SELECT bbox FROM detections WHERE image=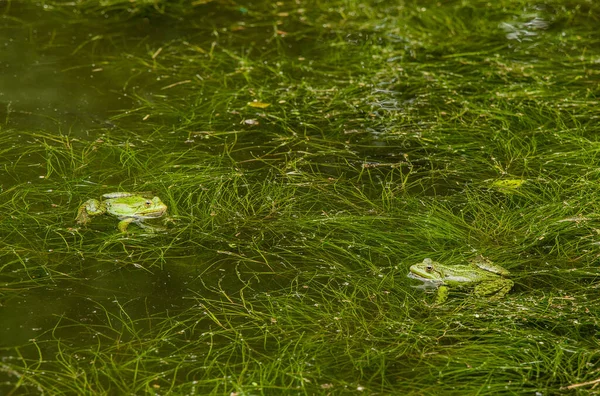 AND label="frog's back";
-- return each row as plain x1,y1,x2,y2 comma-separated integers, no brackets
102,192,136,199
471,255,510,276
